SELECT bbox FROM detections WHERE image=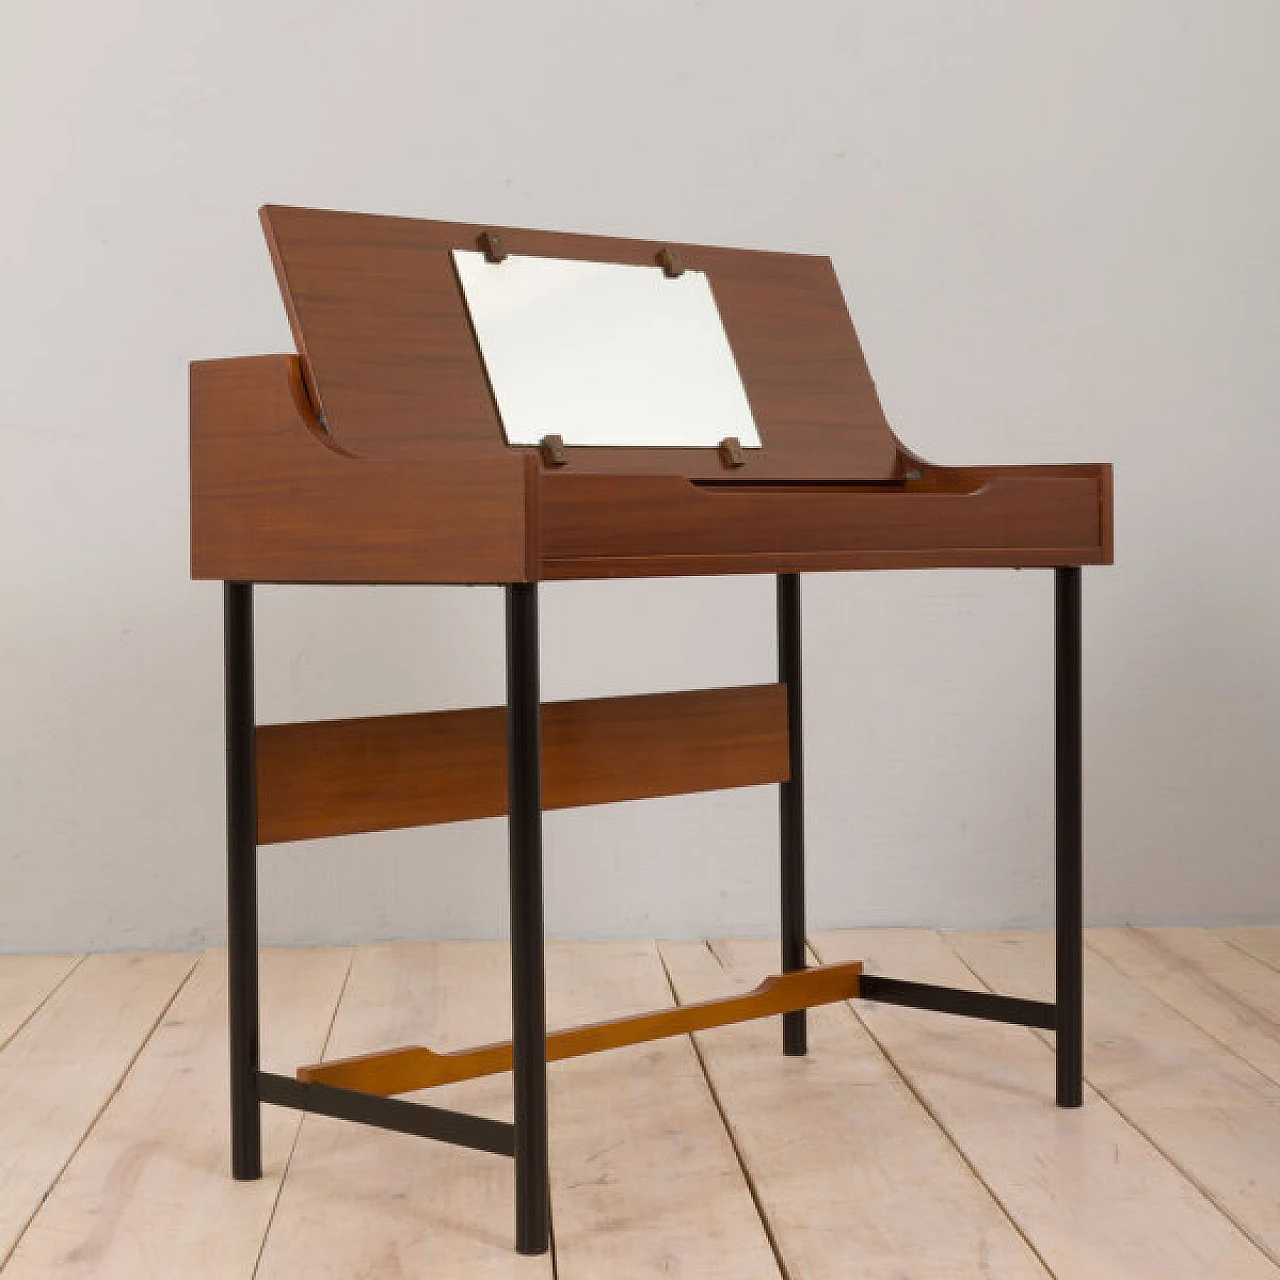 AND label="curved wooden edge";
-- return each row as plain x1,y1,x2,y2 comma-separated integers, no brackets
189,354,528,584
297,960,864,1096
